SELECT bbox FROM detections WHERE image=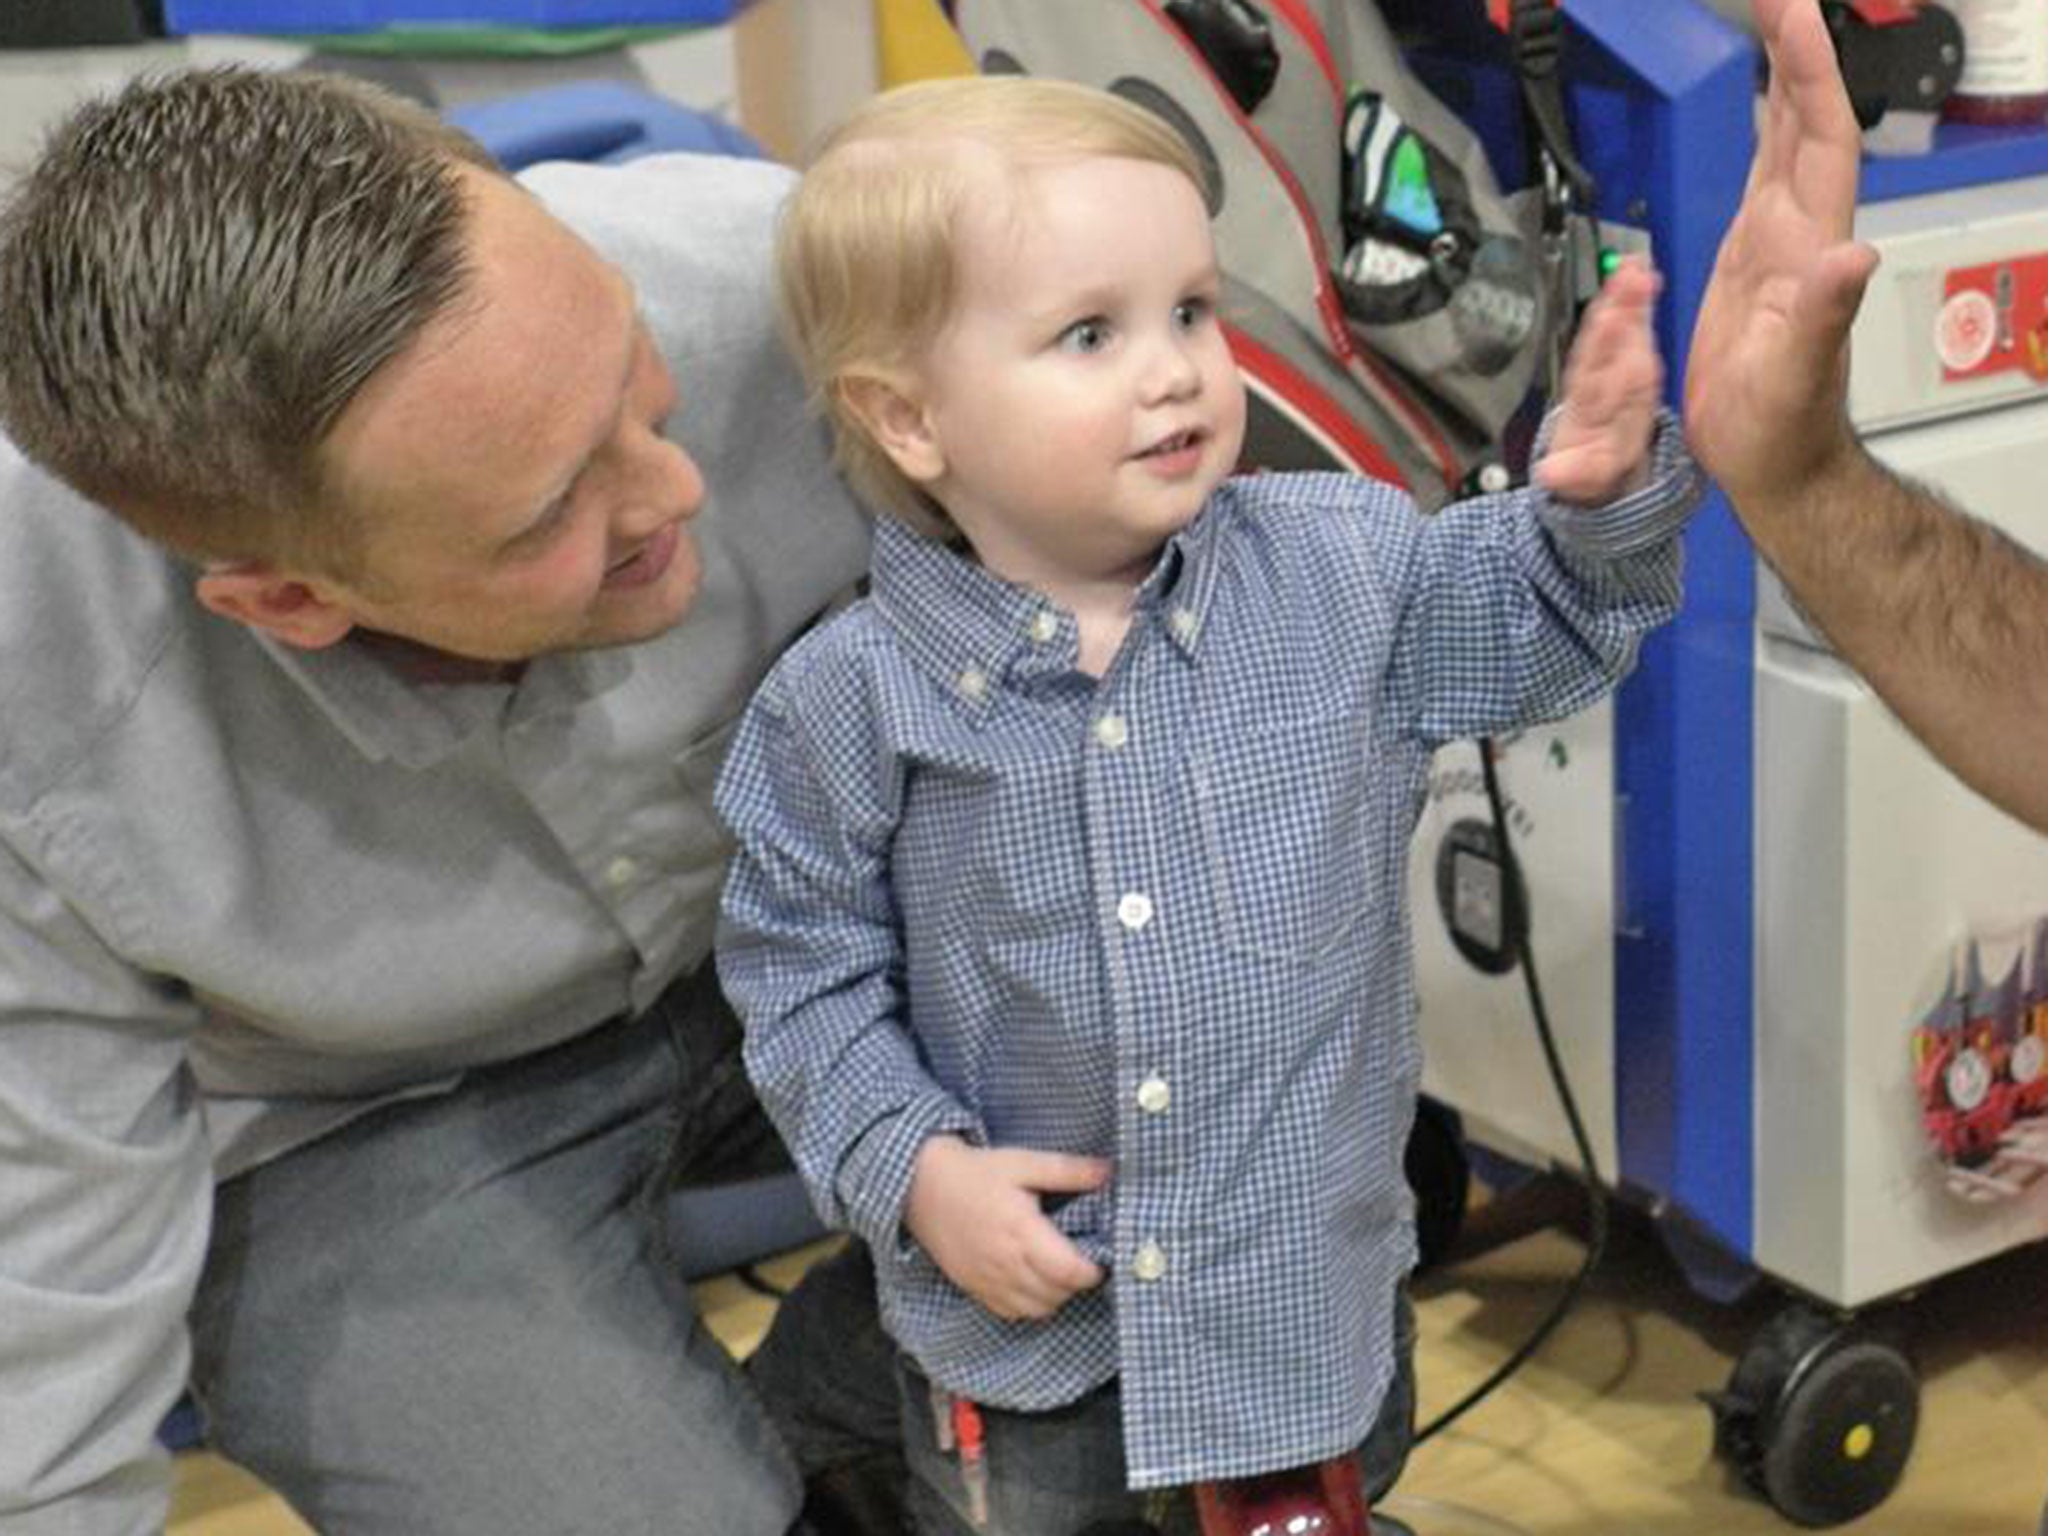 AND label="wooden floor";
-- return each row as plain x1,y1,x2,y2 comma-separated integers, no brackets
168,1184,2048,1535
